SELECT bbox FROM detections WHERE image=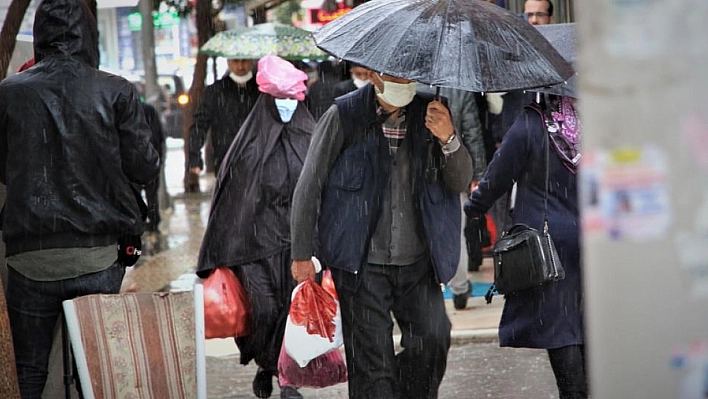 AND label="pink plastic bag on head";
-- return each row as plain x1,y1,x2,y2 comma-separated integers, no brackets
256,55,308,101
